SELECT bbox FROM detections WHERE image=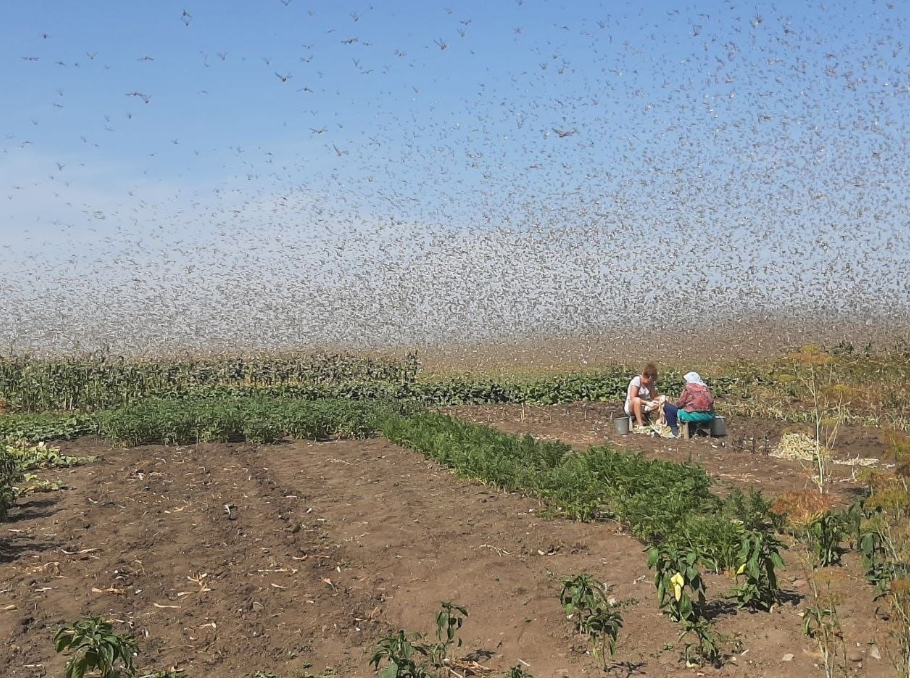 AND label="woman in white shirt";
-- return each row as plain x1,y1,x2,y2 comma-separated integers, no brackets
625,362,662,428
